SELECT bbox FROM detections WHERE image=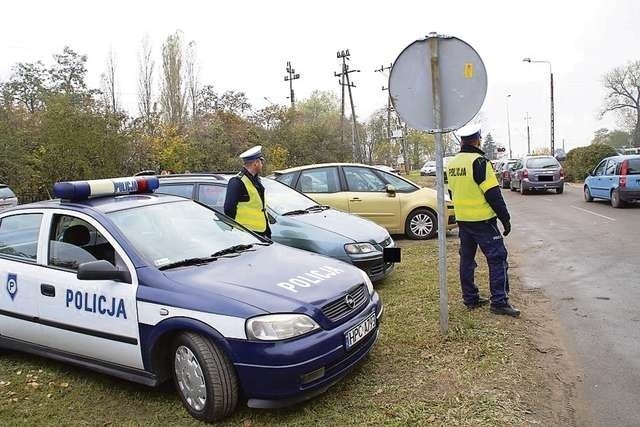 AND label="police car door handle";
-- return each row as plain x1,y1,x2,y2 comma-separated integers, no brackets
40,283,56,297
